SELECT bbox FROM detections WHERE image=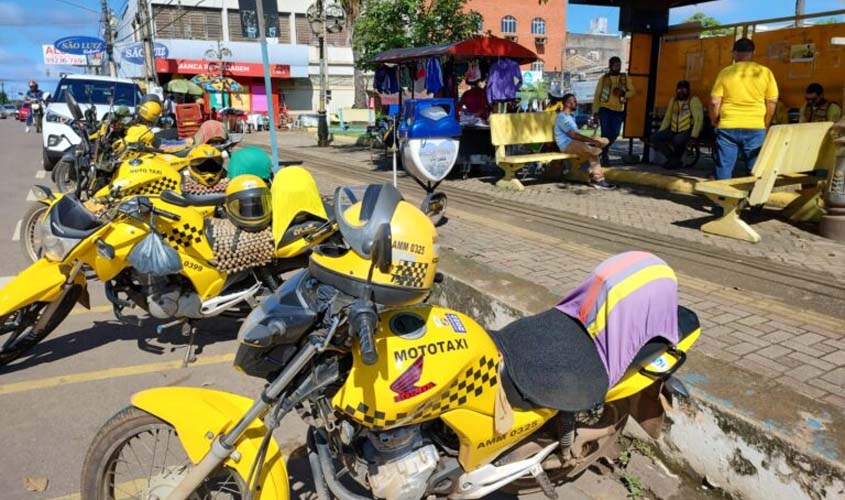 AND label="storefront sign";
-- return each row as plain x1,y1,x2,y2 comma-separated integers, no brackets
237,0,280,39
53,36,105,55
156,58,291,78
122,43,169,65
43,45,87,65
